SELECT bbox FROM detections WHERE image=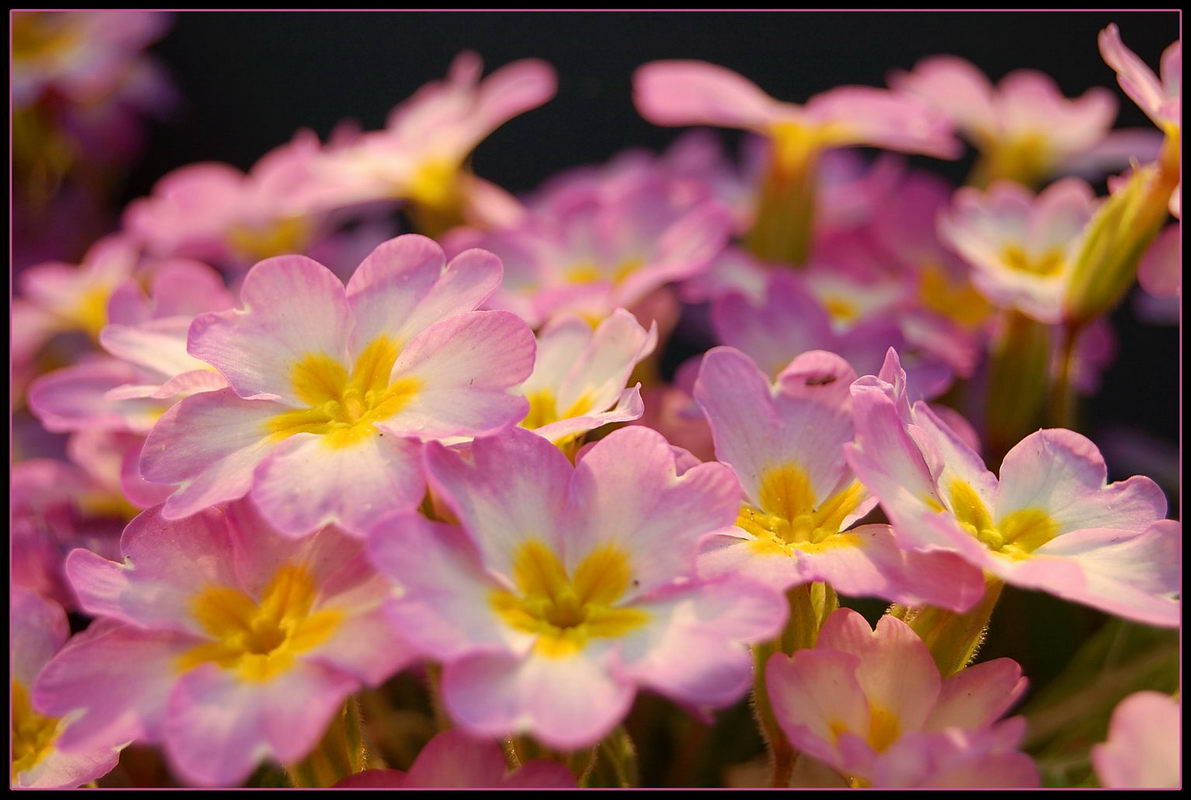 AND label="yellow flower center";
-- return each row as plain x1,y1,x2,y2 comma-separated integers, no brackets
267,336,420,450
11,681,61,779
738,463,867,556
178,564,342,682
228,217,312,262
12,12,79,63
489,540,648,658
827,702,901,758
822,295,859,325
565,262,602,284
865,704,901,752
984,132,1053,188
68,285,112,339
1000,244,1065,277
946,478,1059,559
918,265,993,330
768,120,849,175
565,258,645,286
407,158,462,211
520,389,594,431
